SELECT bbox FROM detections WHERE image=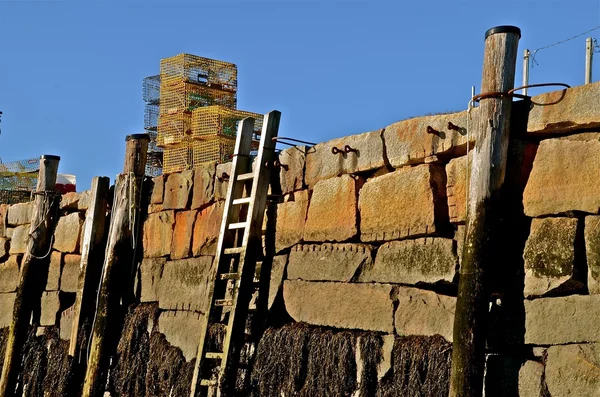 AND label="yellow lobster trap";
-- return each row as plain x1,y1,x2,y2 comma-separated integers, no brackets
162,141,192,174
159,81,237,115
160,54,237,92
157,112,192,147
191,105,263,140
